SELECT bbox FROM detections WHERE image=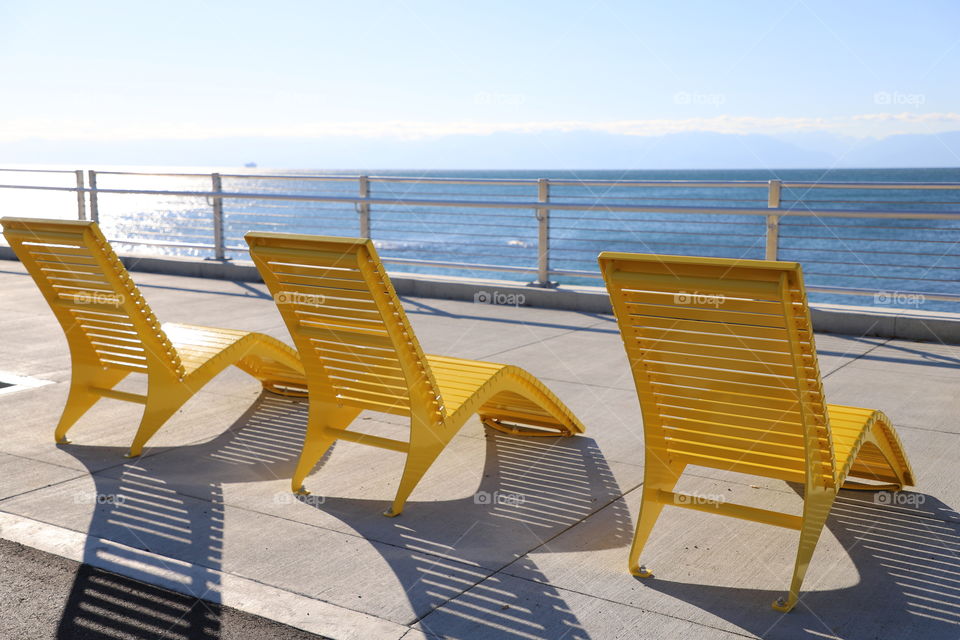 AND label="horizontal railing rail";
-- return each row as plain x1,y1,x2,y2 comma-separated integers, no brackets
4,183,960,219
1,168,959,308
